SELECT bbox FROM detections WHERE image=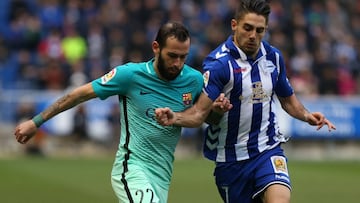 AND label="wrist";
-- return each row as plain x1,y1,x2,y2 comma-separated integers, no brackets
173,112,180,126
211,110,224,117
32,114,45,127
304,112,309,122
